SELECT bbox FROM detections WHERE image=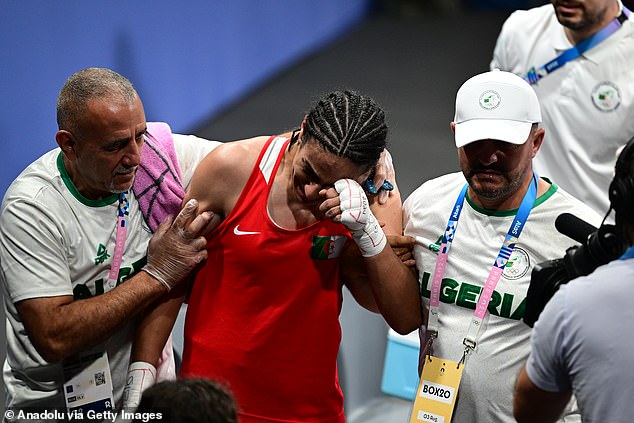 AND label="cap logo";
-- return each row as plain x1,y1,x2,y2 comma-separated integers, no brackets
479,90,501,110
